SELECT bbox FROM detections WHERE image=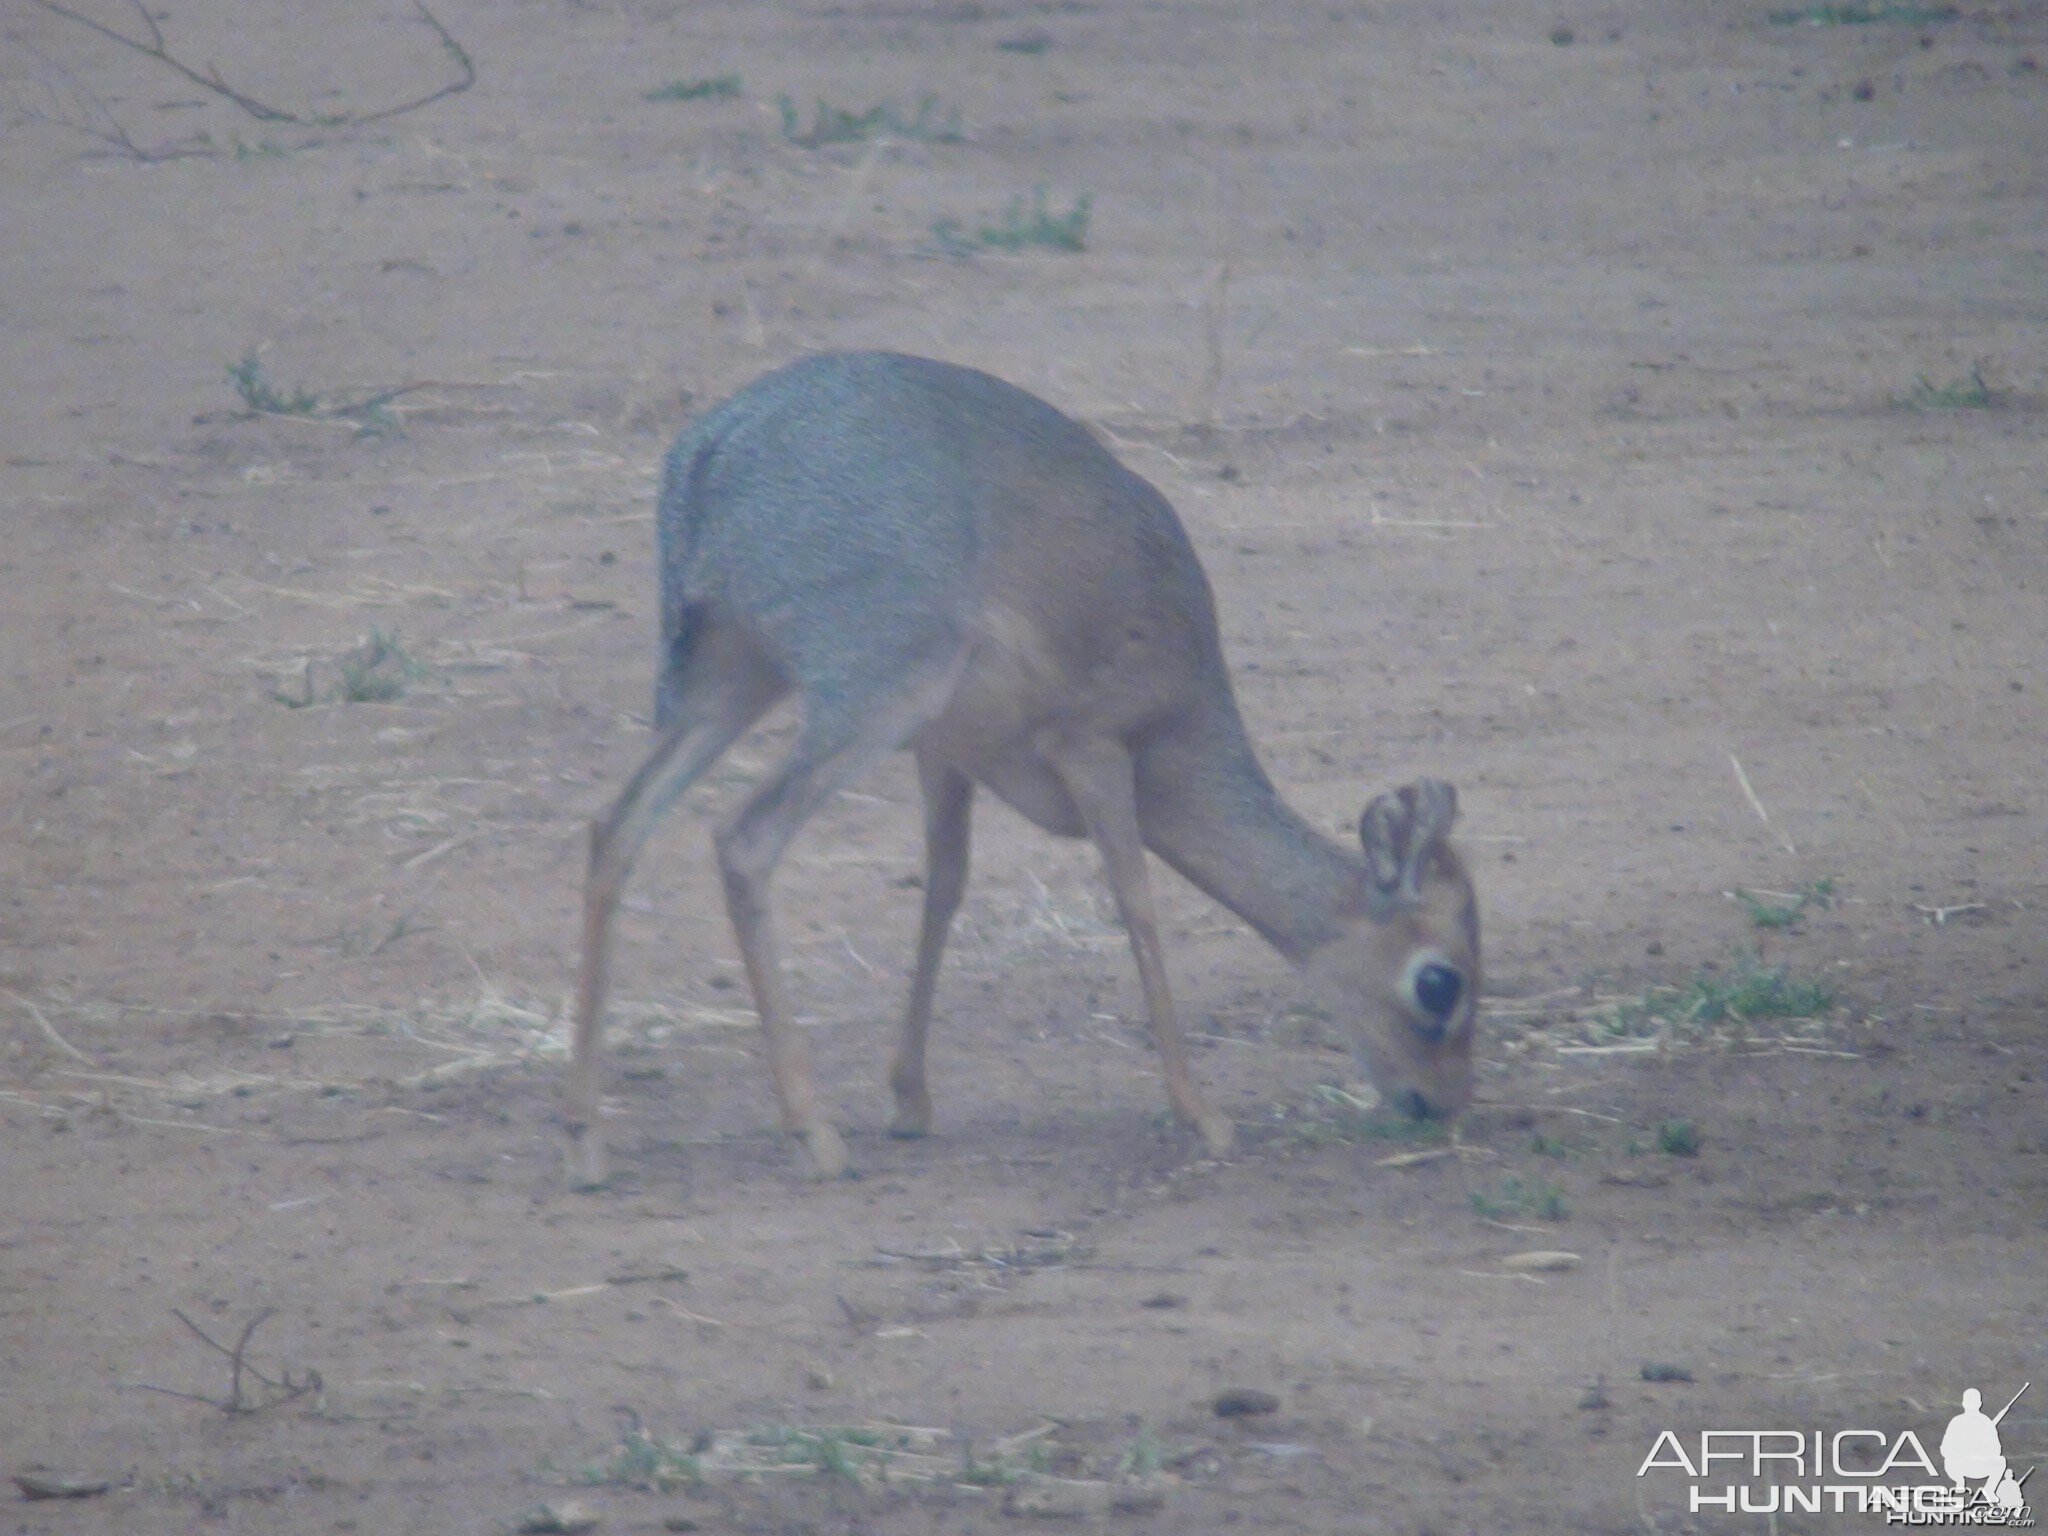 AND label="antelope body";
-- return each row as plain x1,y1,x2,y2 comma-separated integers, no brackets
568,352,1479,1186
